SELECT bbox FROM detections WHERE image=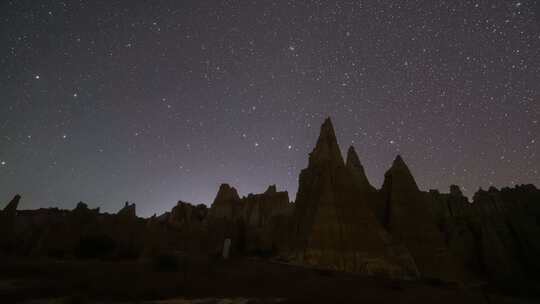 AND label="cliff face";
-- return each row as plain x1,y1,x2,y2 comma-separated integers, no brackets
207,183,292,255
1,118,539,286
427,184,540,281
379,156,466,282
290,118,418,278
209,184,291,225
346,147,386,222
346,146,375,193
210,183,242,219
